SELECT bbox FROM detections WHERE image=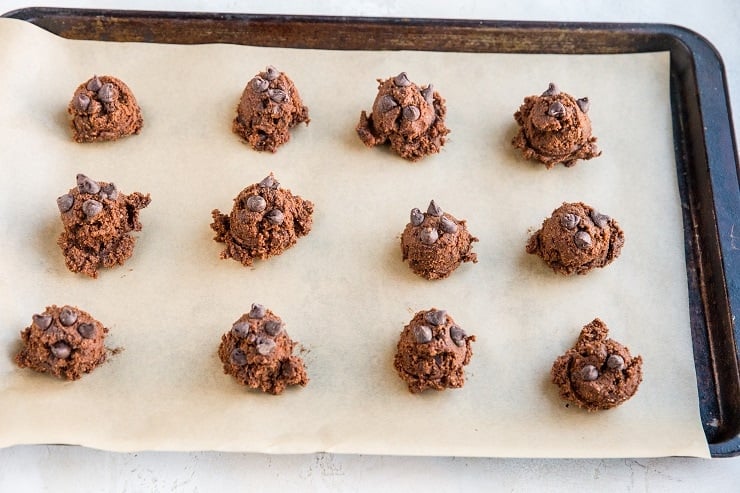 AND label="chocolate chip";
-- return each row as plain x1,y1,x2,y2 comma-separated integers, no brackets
86,76,103,92
264,66,280,81
97,83,115,103
281,360,298,378
230,348,247,366
547,101,566,118
32,314,52,330
421,84,434,105
231,321,250,338
541,82,559,96
57,194,74,213
265,209,284,225
256,337,276,355
73,93,90,112
576,97,590,113
77,323,96,339
82,199,103,219
413,325,432,344
410,208,424,227
393,72,412,87
51,341,71,359
99,183,118,201
426,200,442,217
419,227,438,245
449,325,466,346
606,354,625,370
439,216,458,234
246,195,266,212
574,230,592,250
249,303,266,319
258,174,280,189
580,364,598,381
590,210,610,228
402,106,420,121
560,213,580,230
424,309,447,326
378,95,398,112
268,89,288,103
59,306,78,326
77,174,101,194
264,320,282,336
251,77,269,92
